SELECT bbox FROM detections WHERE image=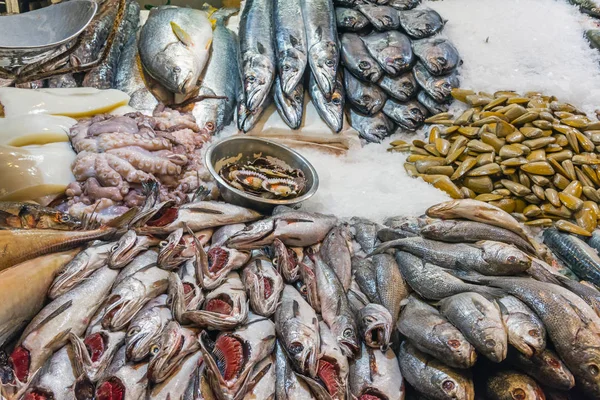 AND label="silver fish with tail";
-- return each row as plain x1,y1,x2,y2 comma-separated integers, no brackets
351,342,405,400
497,295,546,357
95,346,149,400
240,0,276,112
139,6,213,96
243,252,284,317
274,75,305,130
274,0,308,96
195,8,241,135
125,294,172,362
308,70,345,133
301,0,339,97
